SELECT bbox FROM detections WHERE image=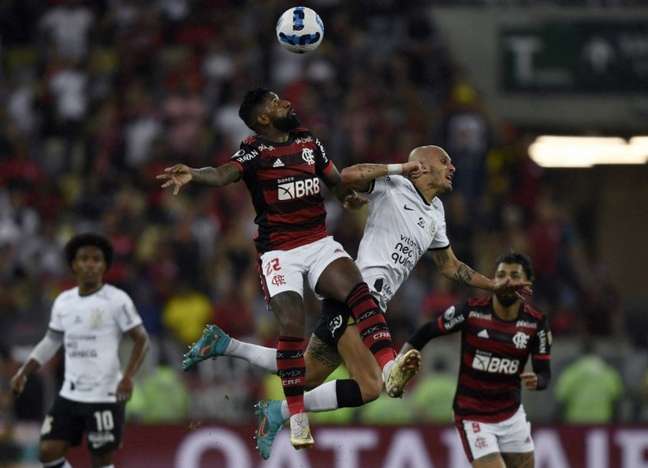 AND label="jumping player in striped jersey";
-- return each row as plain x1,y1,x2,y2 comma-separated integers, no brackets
156,88,421,450
178,145,533,459
401,252,551,468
